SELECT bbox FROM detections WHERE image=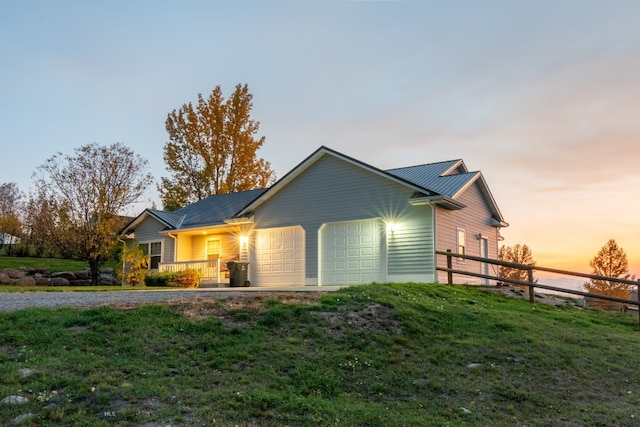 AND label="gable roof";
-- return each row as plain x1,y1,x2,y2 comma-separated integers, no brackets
386,161,476,198
235,146,506,225
386,161,506,225
235,146,466,216
173,189,266,229
120,189,266,235
122,146,507,234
